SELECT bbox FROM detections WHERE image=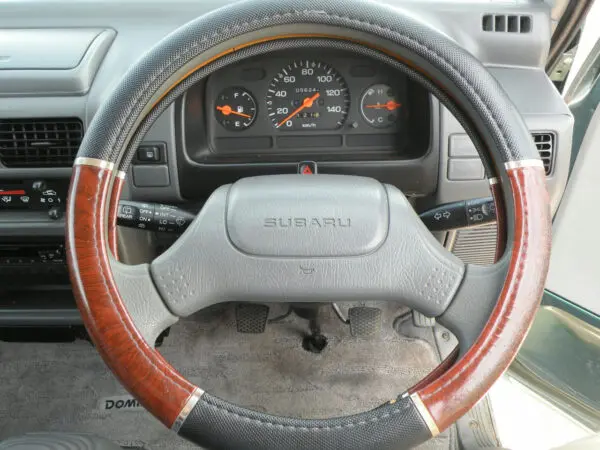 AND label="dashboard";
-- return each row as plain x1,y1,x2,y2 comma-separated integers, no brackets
0,0,574,327
184,50,430,164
